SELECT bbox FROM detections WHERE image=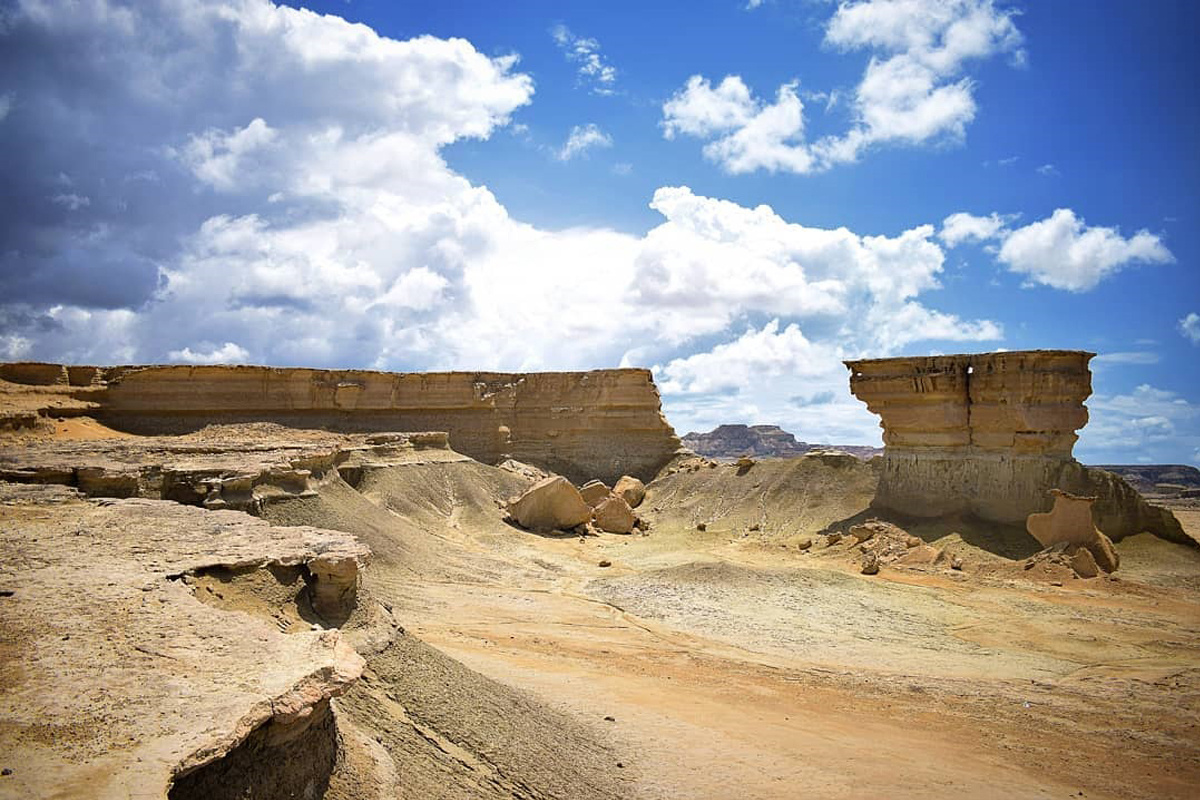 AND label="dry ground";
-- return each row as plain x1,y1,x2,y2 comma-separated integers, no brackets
269,455,1200,800
4,417,1199,799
